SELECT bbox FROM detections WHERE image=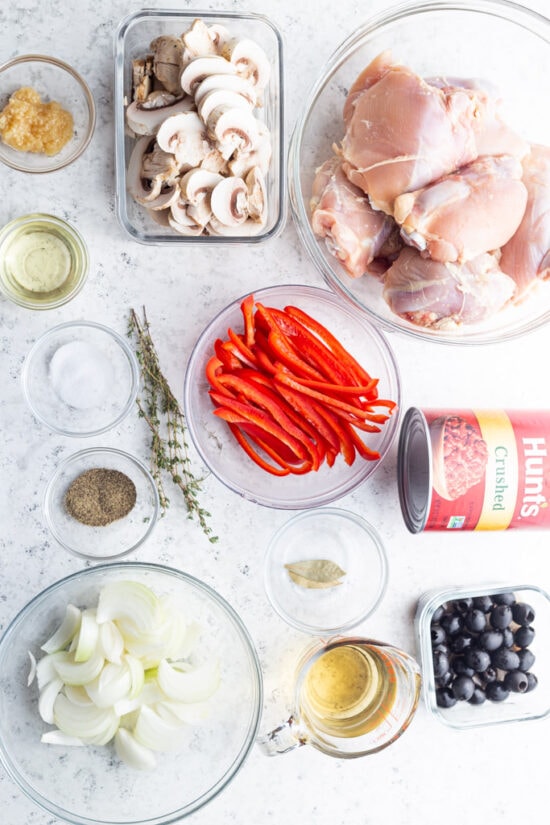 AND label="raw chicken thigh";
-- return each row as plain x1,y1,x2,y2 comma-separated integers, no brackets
340,52,482,215
310,156,396,278
500,144,550,297
383,247,516,328
394,155,527,263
